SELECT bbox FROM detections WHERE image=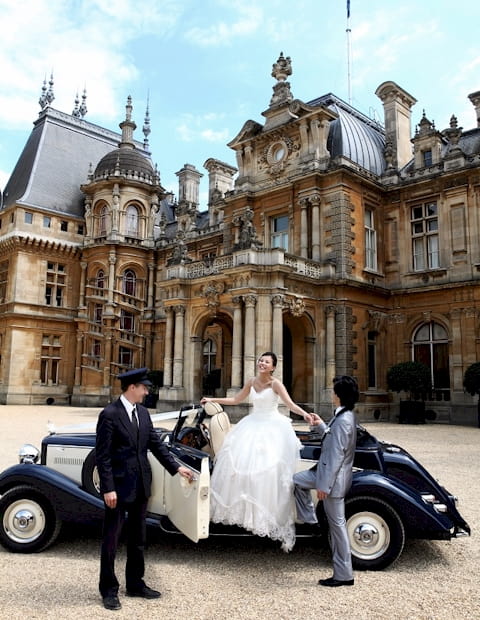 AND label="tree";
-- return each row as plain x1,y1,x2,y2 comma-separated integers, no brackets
386,361,432,424
386,361,432,400
463,362,480,428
